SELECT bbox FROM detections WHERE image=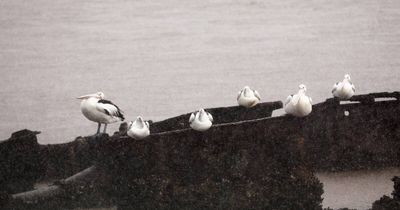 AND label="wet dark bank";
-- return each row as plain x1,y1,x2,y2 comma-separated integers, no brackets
1,92,400,209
